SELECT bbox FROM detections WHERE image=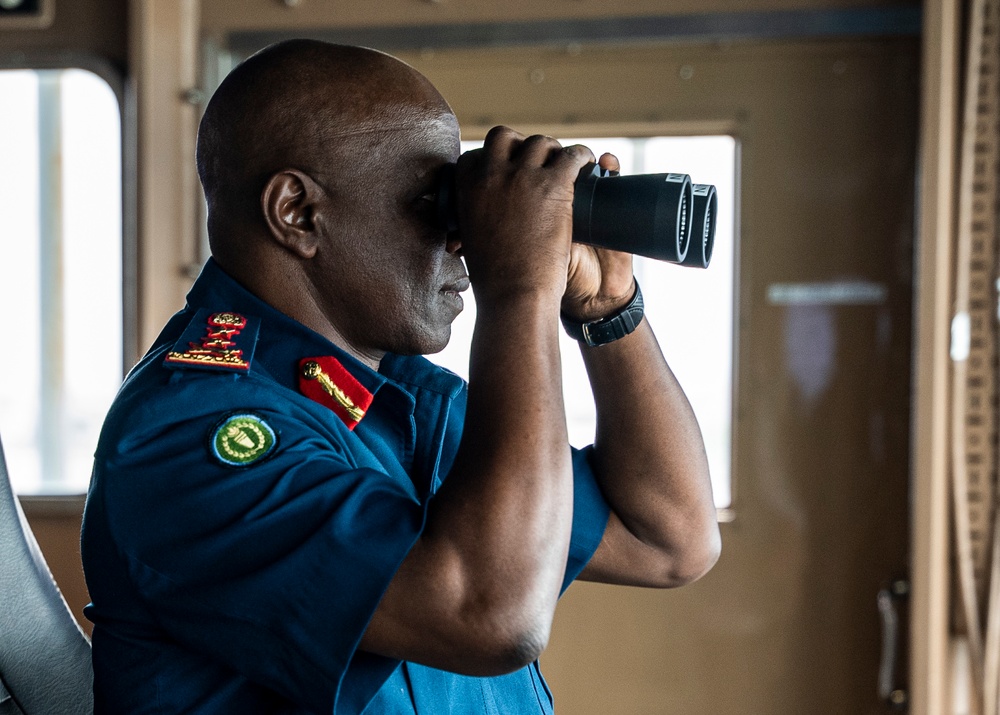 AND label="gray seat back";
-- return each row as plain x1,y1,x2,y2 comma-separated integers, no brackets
0,435,93,714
